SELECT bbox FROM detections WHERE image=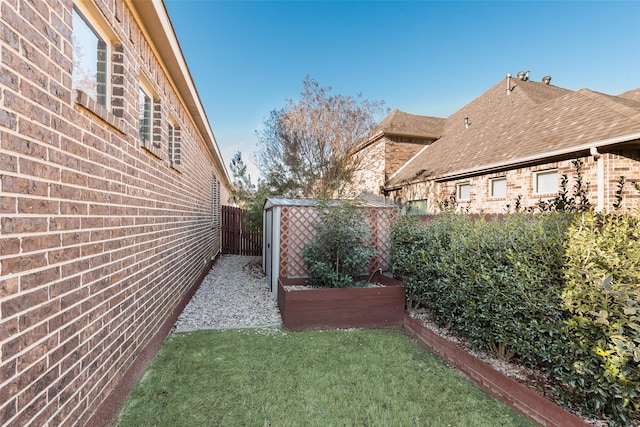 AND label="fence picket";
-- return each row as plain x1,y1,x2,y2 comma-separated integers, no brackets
222,206,263,256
